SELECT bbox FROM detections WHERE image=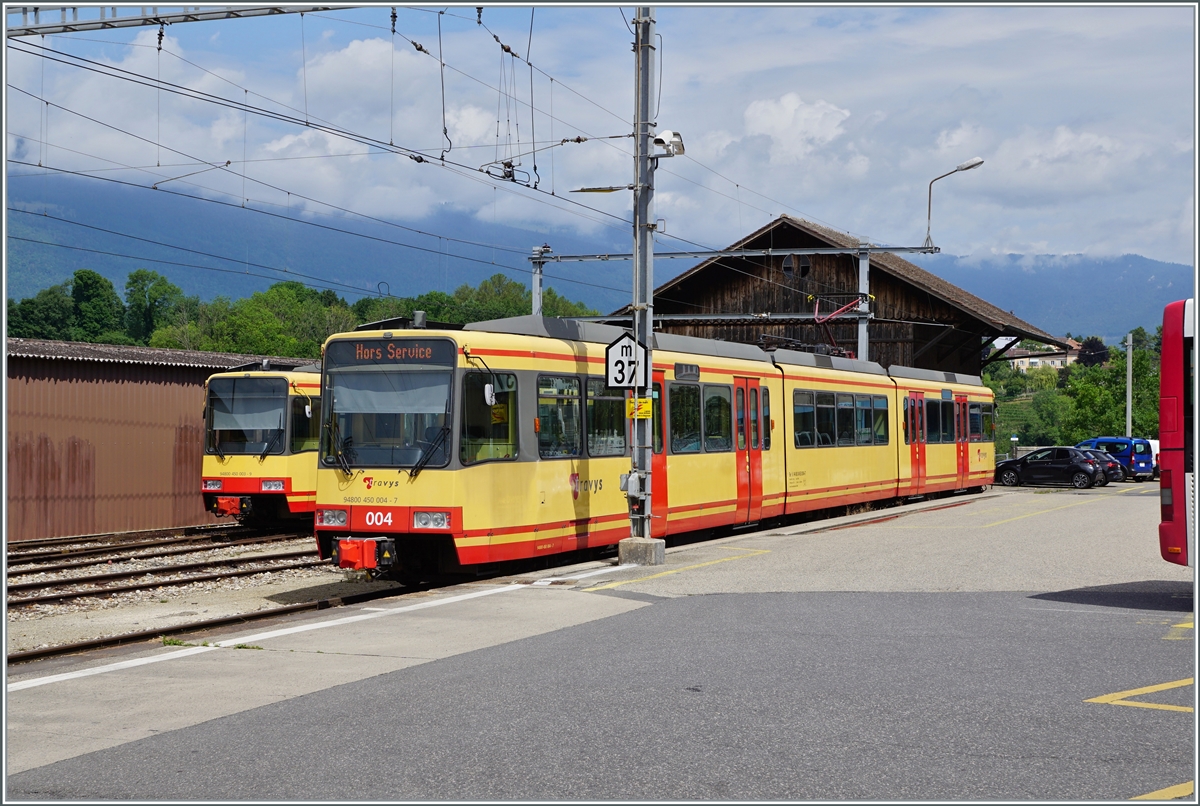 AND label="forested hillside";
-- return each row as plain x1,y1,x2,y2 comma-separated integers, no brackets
7,270,597,358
